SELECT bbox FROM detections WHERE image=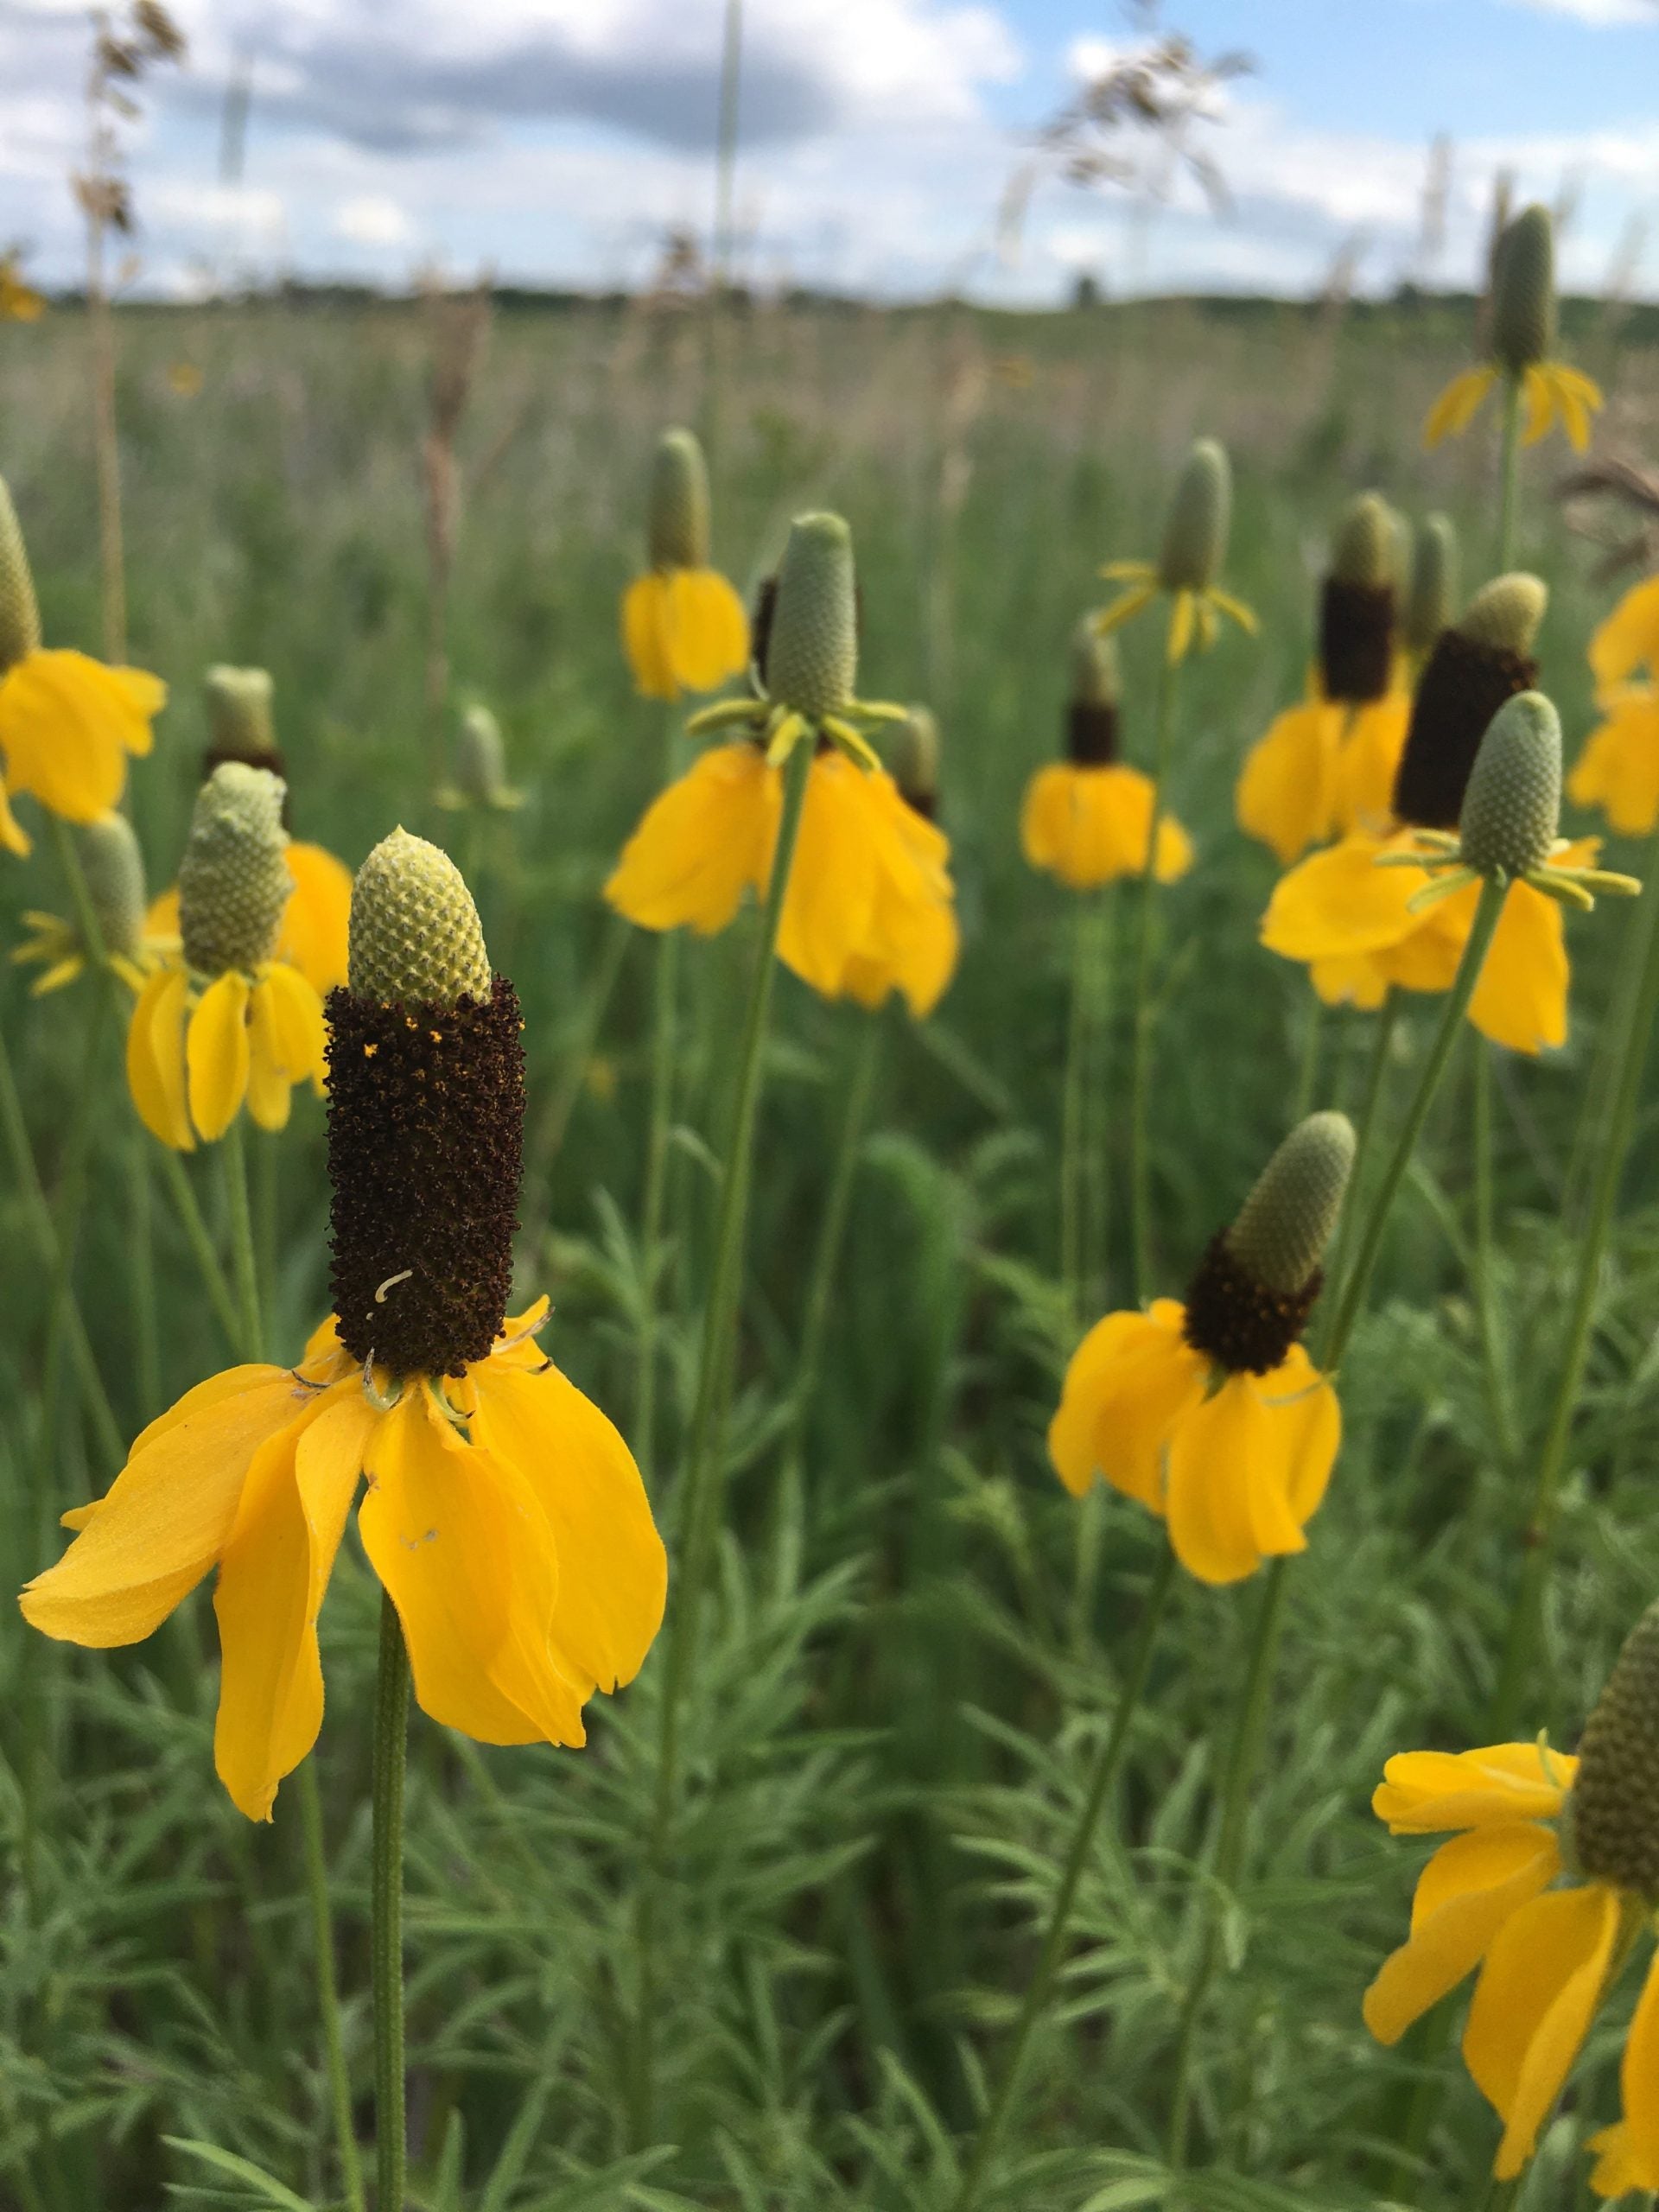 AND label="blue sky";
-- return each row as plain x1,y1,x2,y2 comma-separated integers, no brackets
2,0,1656,301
